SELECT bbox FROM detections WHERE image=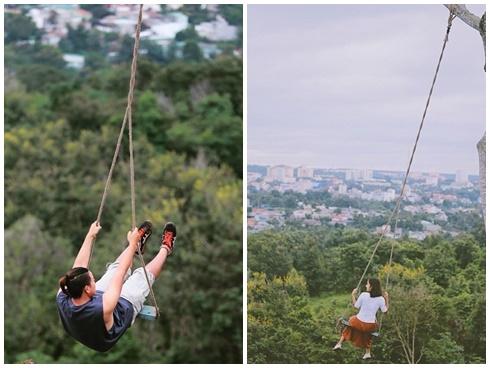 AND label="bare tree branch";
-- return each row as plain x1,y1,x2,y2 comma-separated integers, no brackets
394,322,412,364
416,348,424,364
444,4,481,30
